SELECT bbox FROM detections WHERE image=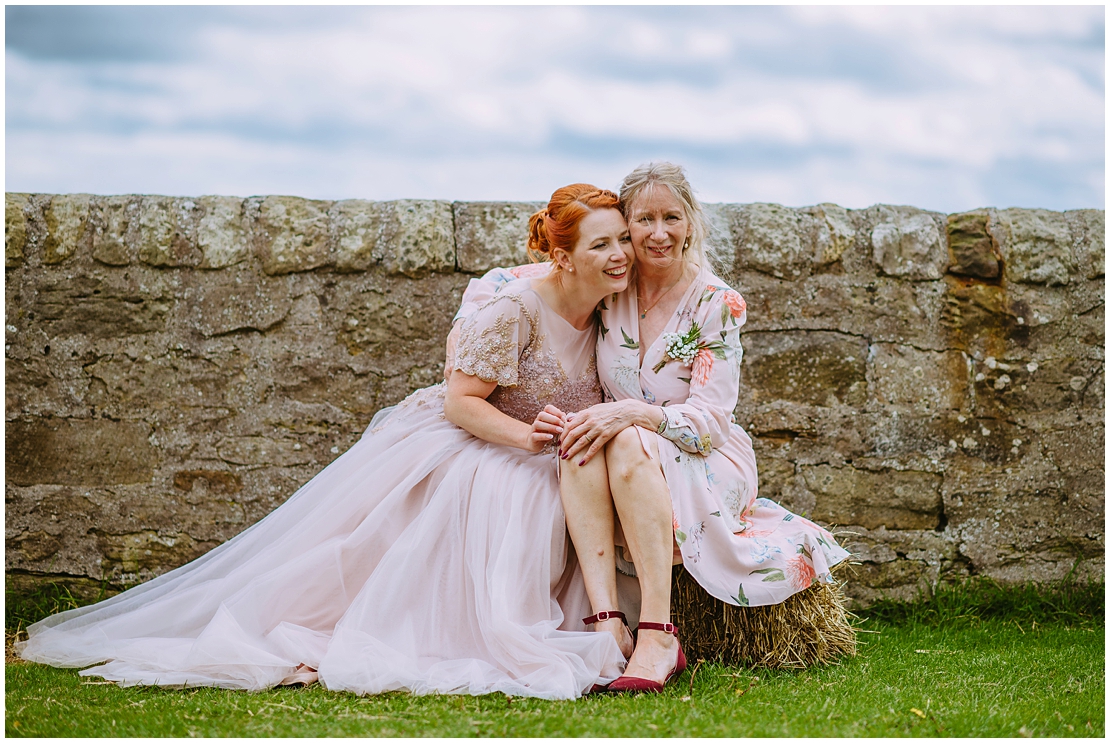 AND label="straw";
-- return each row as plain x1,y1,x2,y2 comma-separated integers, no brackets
670,565,857,669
